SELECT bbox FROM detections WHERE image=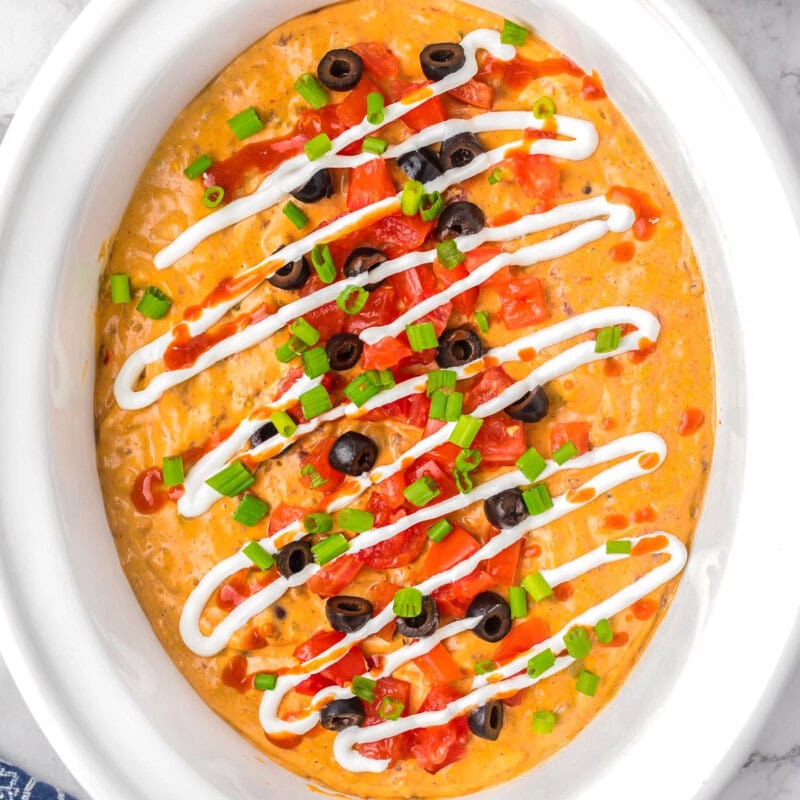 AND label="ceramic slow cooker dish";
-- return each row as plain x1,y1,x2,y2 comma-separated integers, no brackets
1,1,799,799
